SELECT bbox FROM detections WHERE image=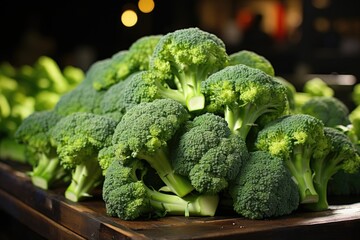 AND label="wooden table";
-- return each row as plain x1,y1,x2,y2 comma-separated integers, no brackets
0,160,360,240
